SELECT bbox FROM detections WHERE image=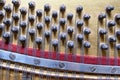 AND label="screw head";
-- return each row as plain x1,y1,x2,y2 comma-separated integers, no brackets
90,66,96,72
9,53,16,60
59,62,65,68
34,59,40,65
